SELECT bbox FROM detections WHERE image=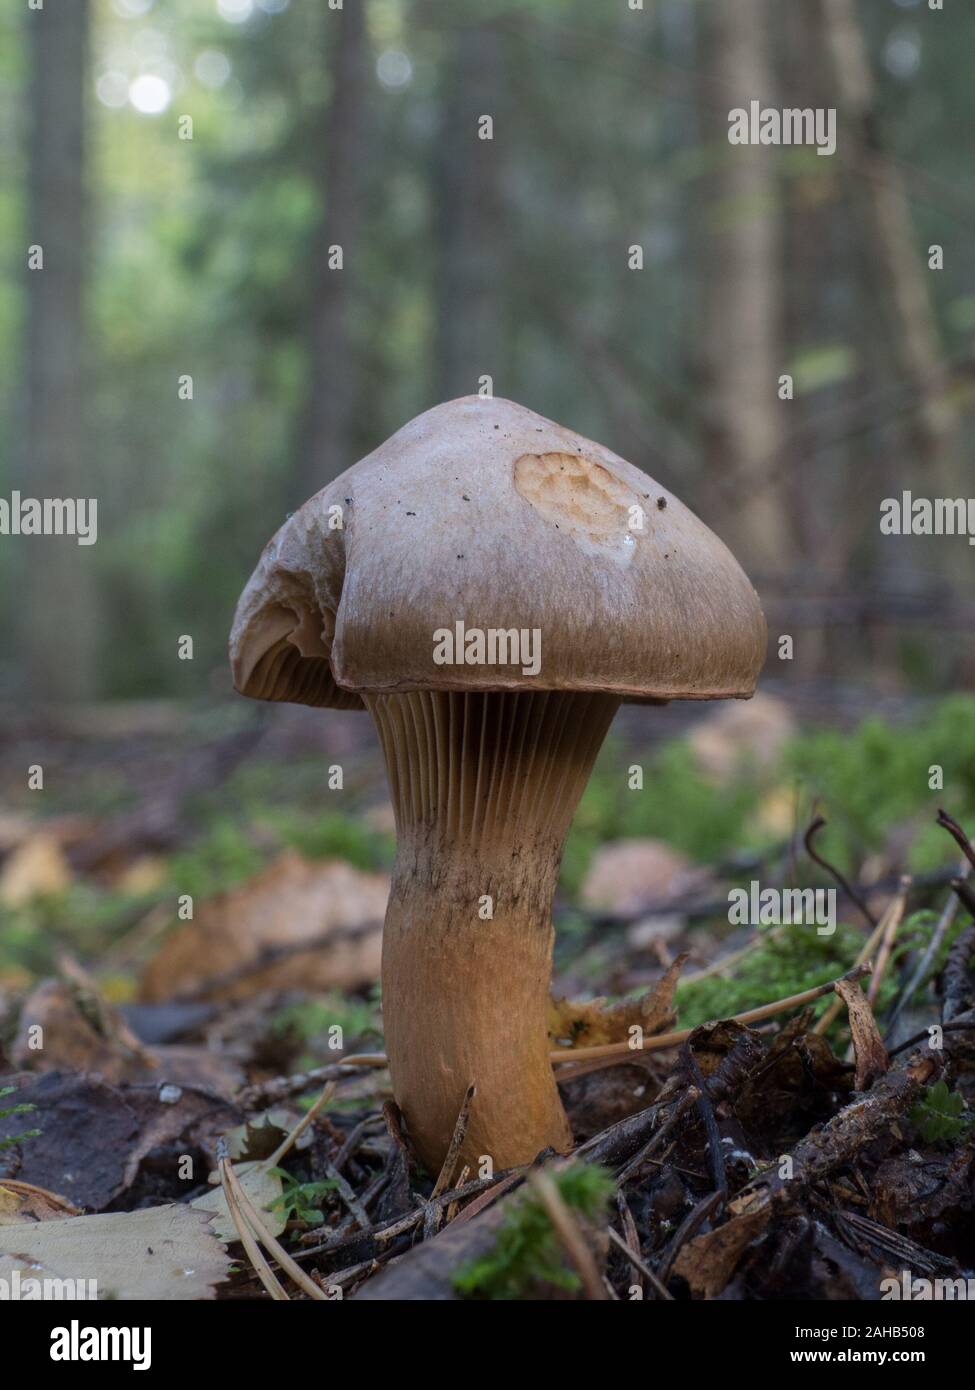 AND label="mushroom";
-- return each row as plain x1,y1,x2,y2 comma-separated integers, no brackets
230,396,766,1174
